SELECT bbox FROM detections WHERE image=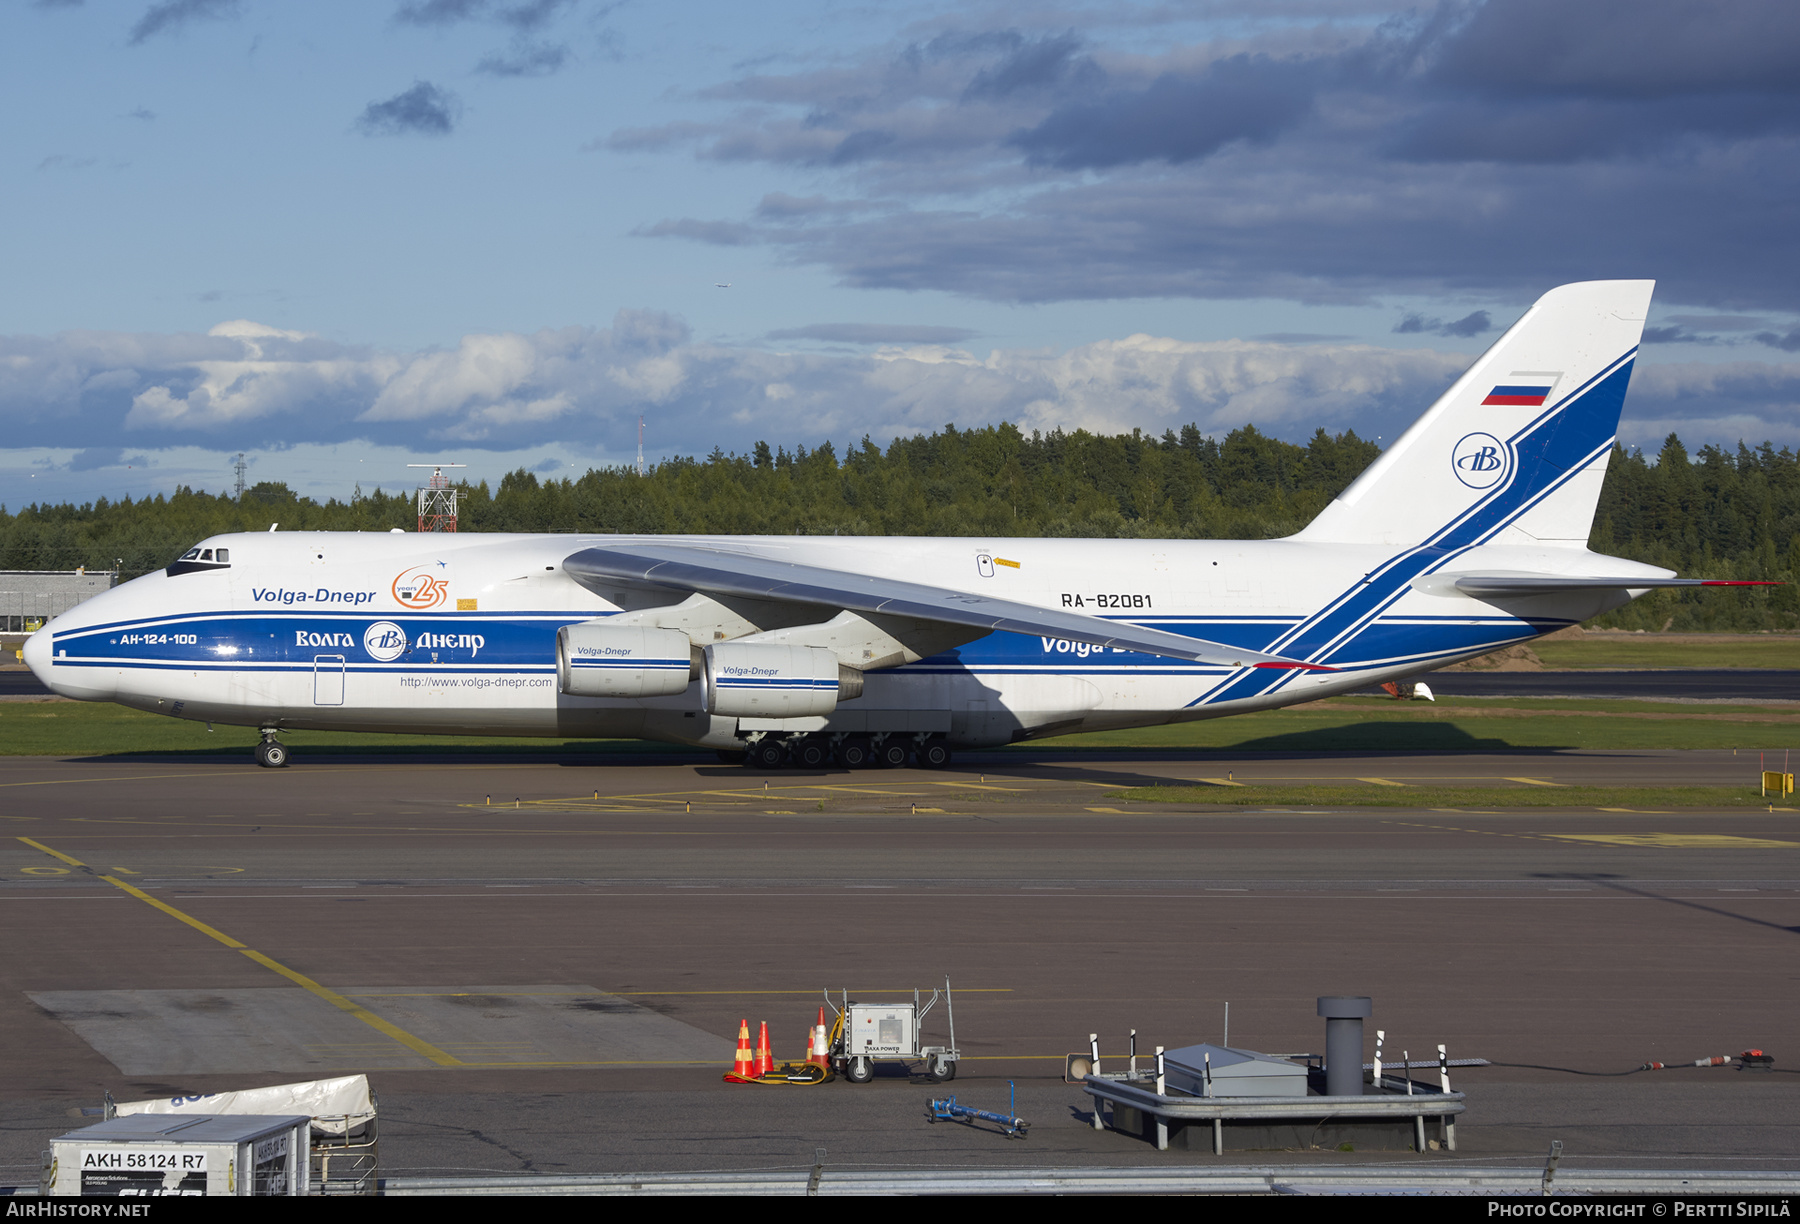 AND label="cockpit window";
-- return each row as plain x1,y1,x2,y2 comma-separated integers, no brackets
169,543,231,576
